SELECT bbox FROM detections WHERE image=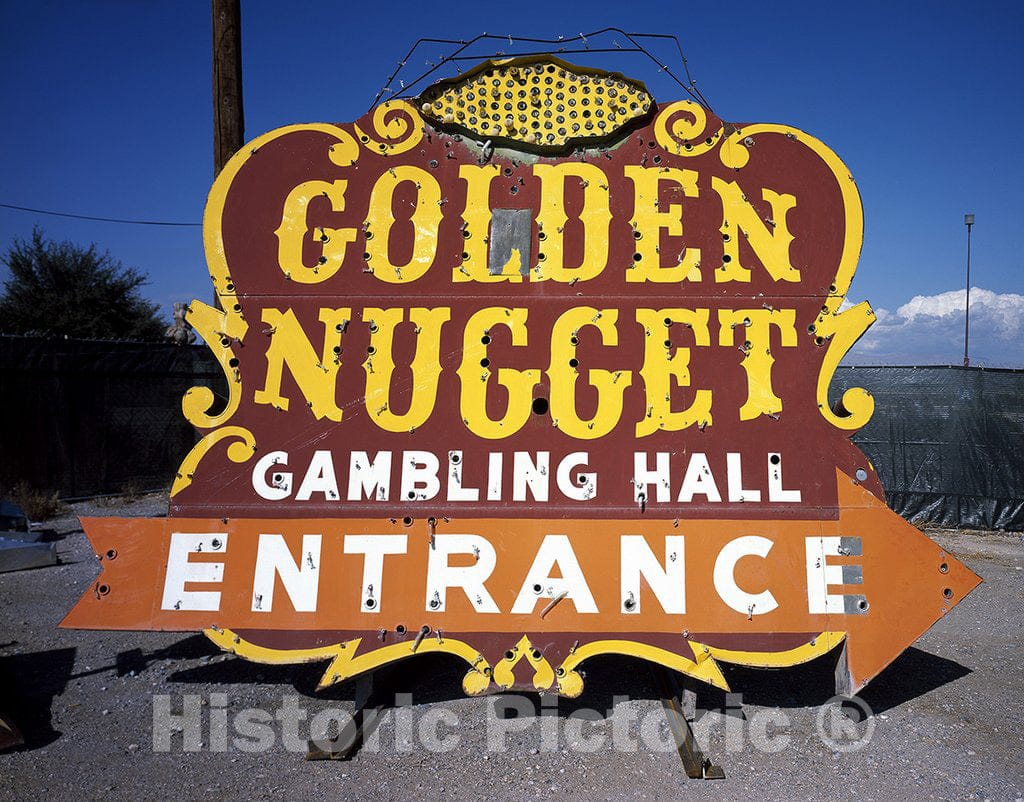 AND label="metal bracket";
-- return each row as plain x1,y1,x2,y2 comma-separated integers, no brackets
306,673,381,761
655,667,726,780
